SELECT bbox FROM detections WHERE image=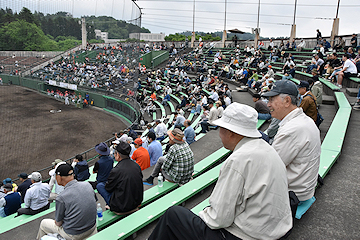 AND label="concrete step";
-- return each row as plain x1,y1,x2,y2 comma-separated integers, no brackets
322,95,335,105
346,88,358,97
